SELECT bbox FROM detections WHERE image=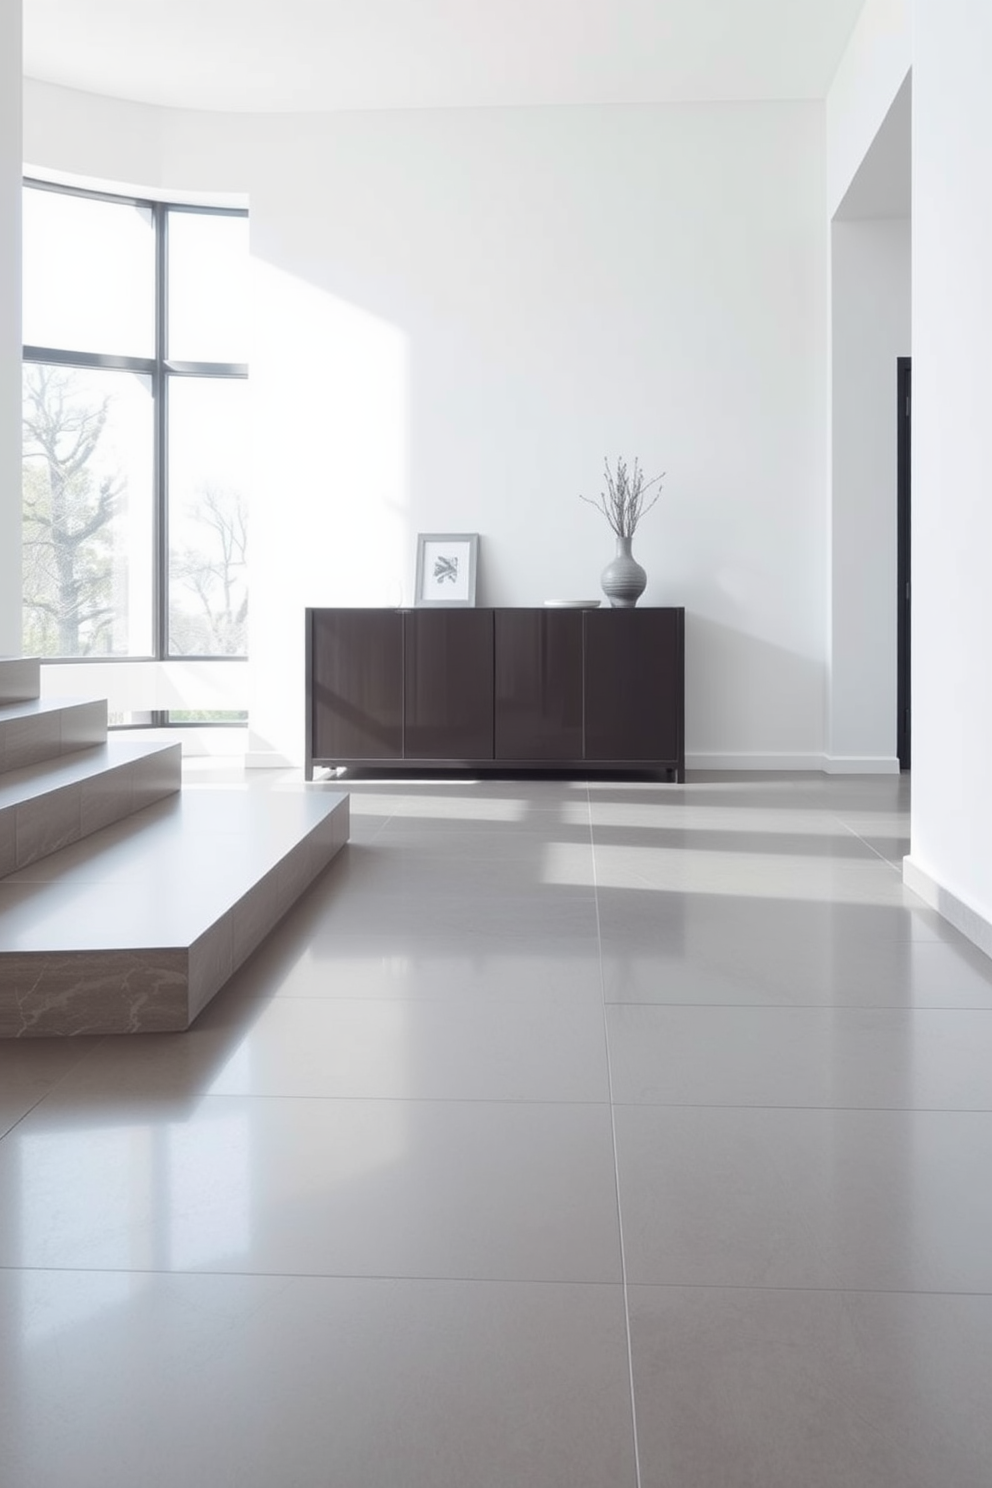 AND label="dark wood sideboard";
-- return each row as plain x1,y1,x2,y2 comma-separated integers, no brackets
305,607,685,781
